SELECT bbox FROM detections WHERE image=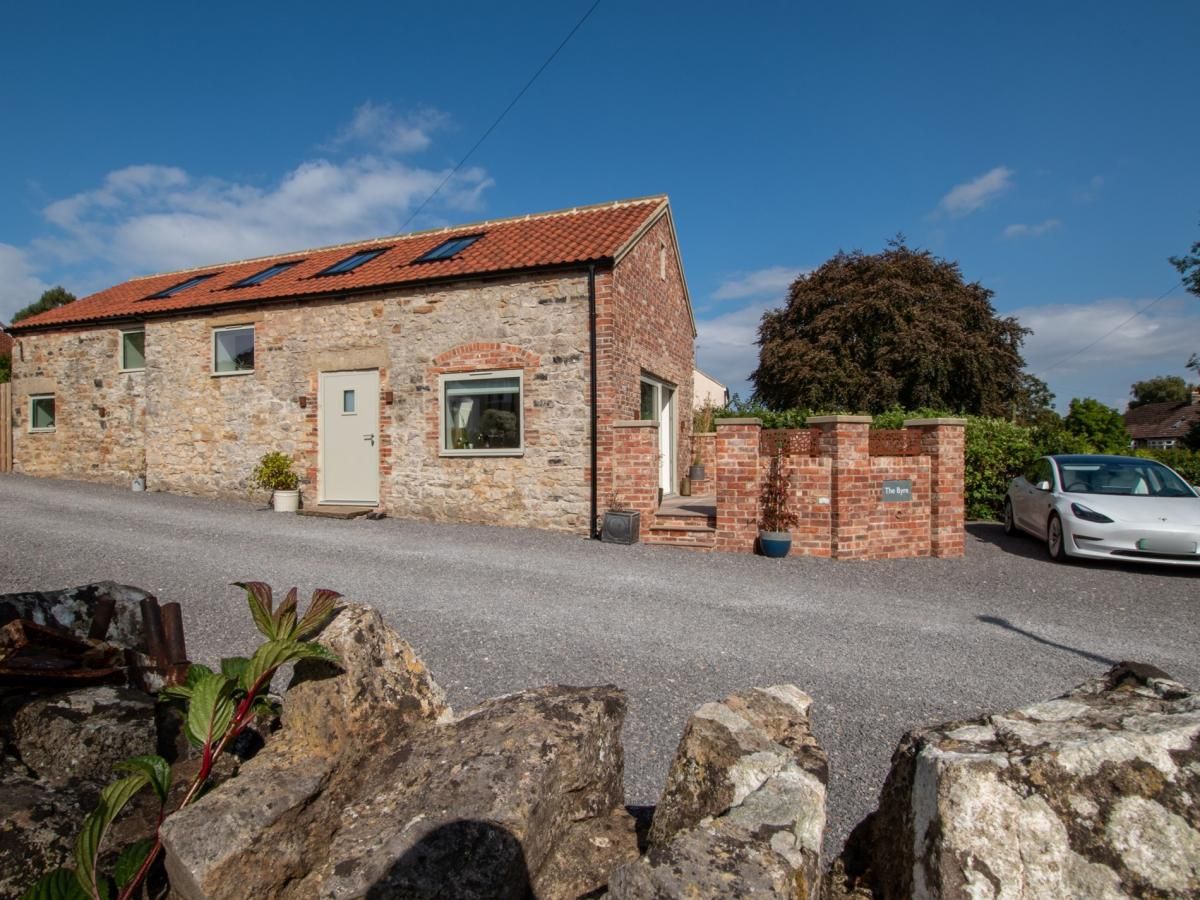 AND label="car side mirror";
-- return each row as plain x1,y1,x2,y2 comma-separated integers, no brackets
1036,480,1052,491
